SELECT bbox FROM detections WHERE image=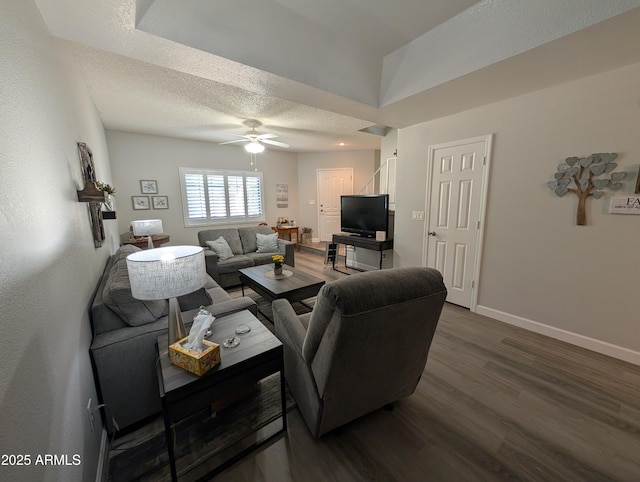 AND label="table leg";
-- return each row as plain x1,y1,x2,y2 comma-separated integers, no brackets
162,399,178,481
280,369,287,431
